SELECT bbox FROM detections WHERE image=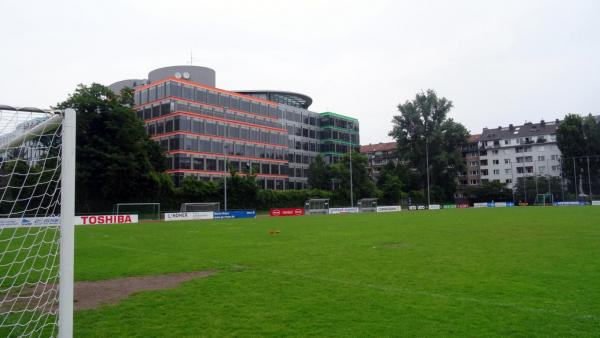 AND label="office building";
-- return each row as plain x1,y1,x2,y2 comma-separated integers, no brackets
109,65,359,189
